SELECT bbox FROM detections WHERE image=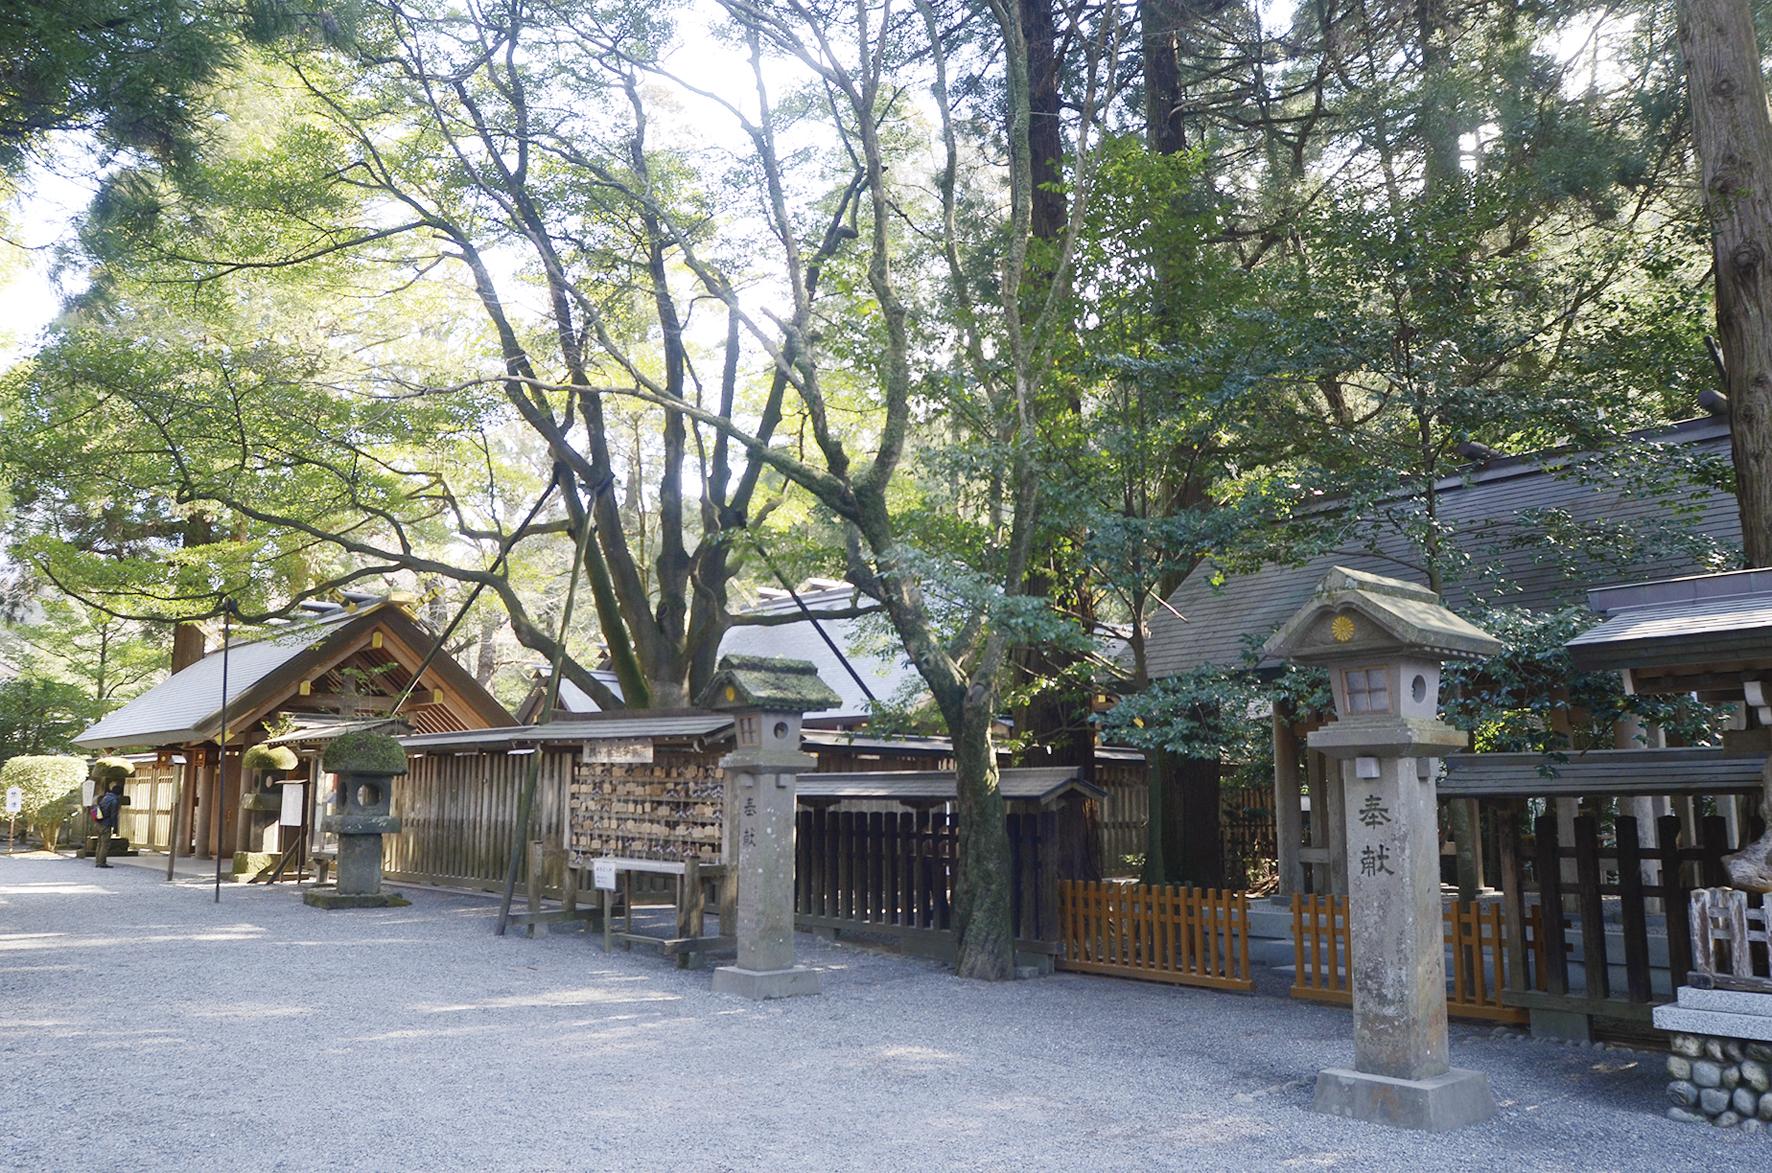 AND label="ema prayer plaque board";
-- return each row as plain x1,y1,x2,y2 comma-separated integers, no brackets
567,750,725,868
